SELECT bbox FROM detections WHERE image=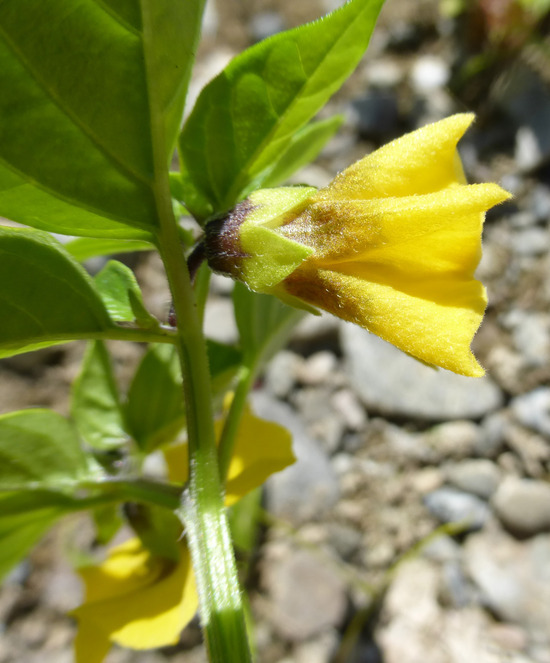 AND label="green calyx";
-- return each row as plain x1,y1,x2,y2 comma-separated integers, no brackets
205,186,316,292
